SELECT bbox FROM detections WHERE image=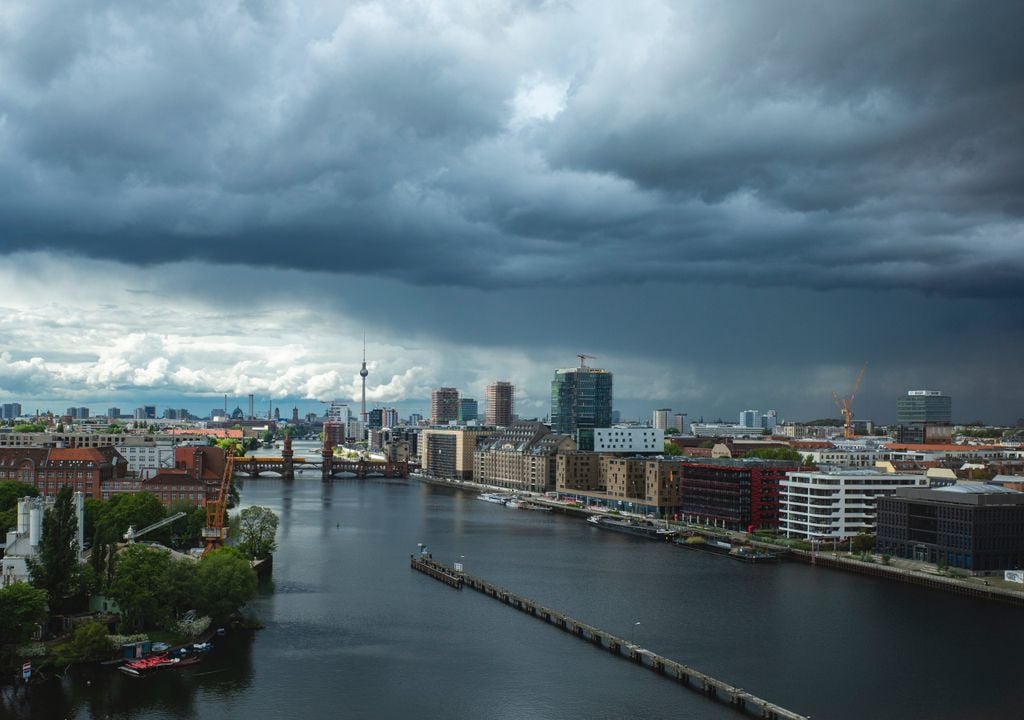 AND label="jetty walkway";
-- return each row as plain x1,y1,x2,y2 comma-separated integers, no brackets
411,555,808,720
